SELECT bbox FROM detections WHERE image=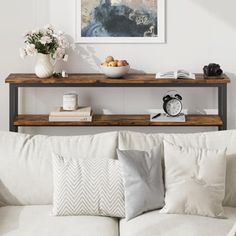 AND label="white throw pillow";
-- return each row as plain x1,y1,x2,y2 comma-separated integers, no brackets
161,141,227,218
52,154,125,218
118,130,236,207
